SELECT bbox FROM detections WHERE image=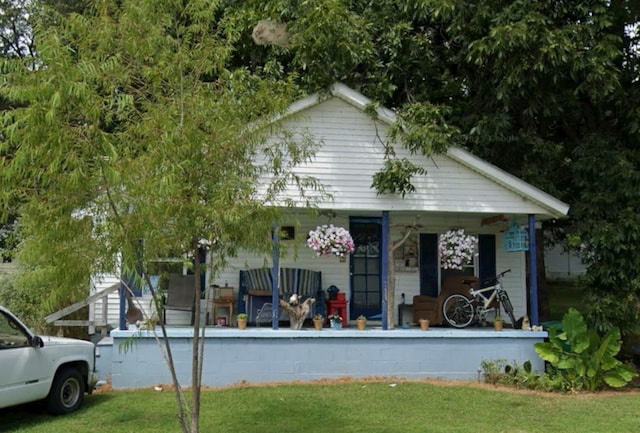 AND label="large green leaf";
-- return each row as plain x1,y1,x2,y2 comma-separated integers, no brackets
533,342,559,364
563,308,589,352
